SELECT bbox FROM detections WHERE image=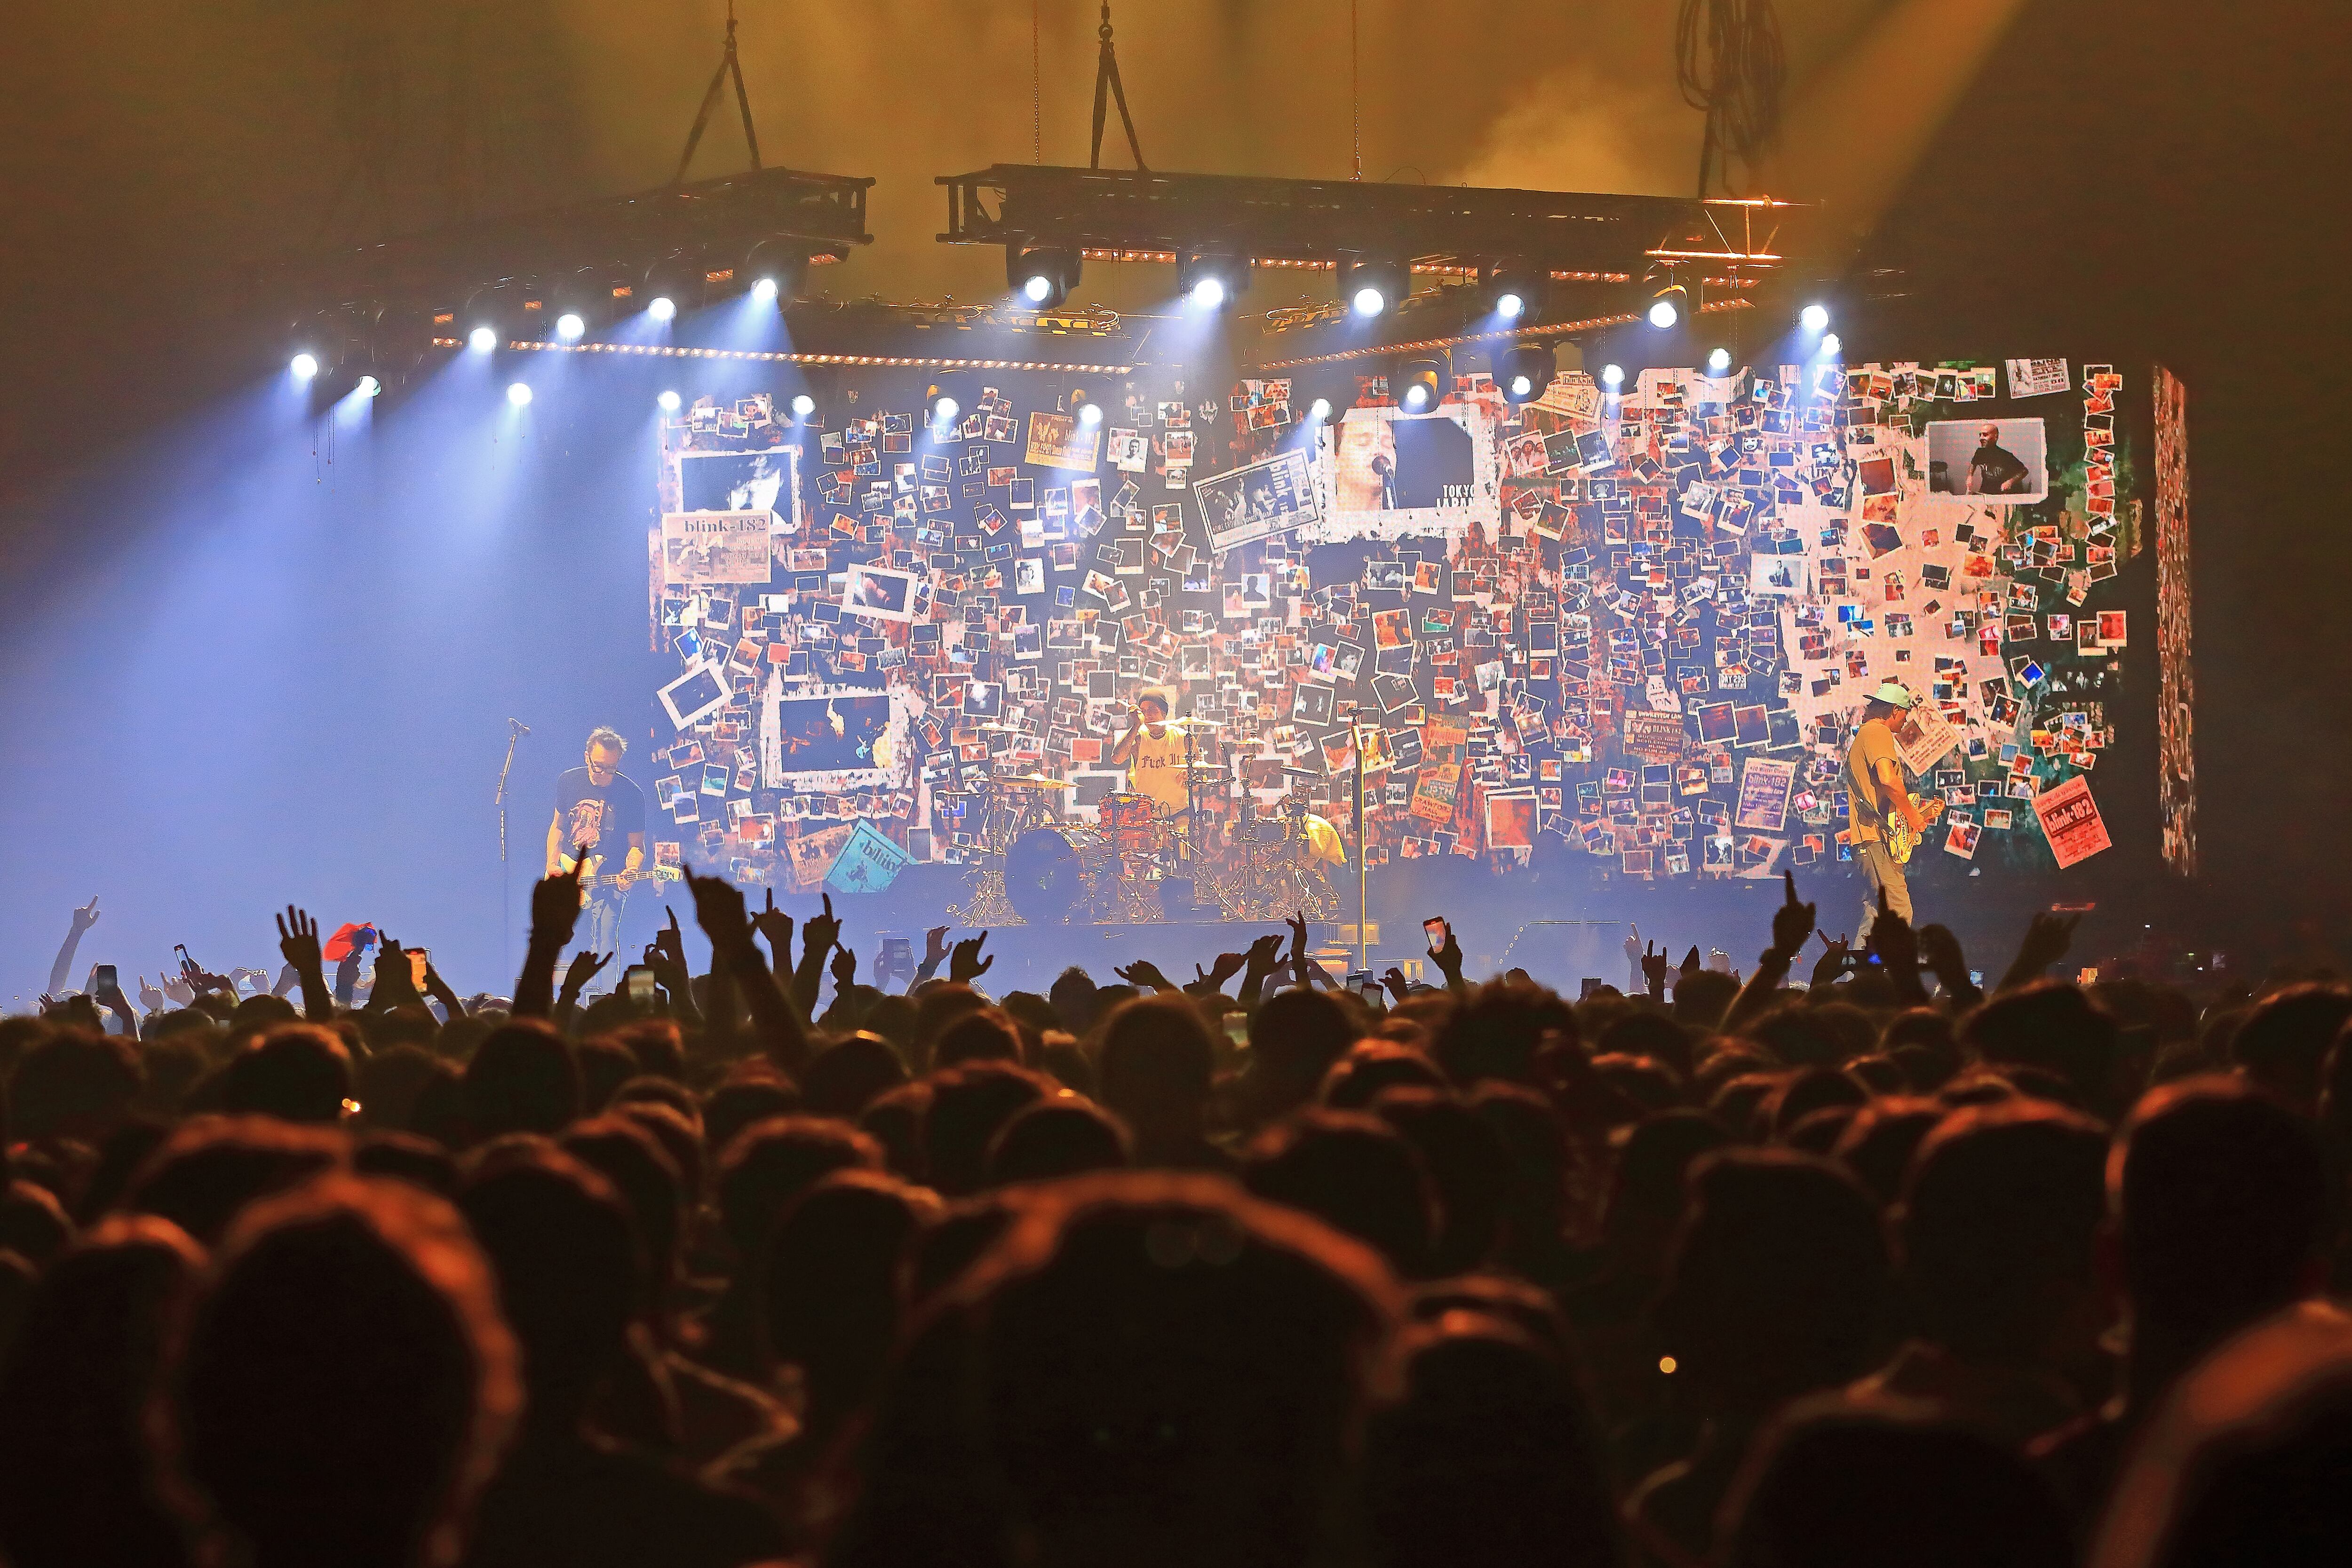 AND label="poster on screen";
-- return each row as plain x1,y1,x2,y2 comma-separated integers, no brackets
661,512,773,585
2033,775,2112,869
